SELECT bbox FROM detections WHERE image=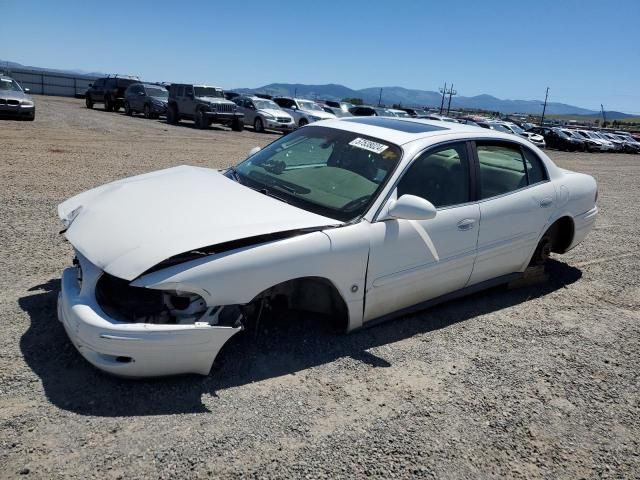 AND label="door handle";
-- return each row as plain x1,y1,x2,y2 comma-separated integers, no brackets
539,197,554,208
457,218,476,230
